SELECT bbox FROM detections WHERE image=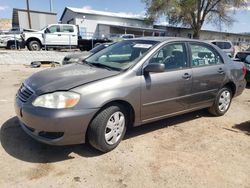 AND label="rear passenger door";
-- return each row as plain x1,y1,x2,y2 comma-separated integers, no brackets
188,42,226,108
59,25,78,46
